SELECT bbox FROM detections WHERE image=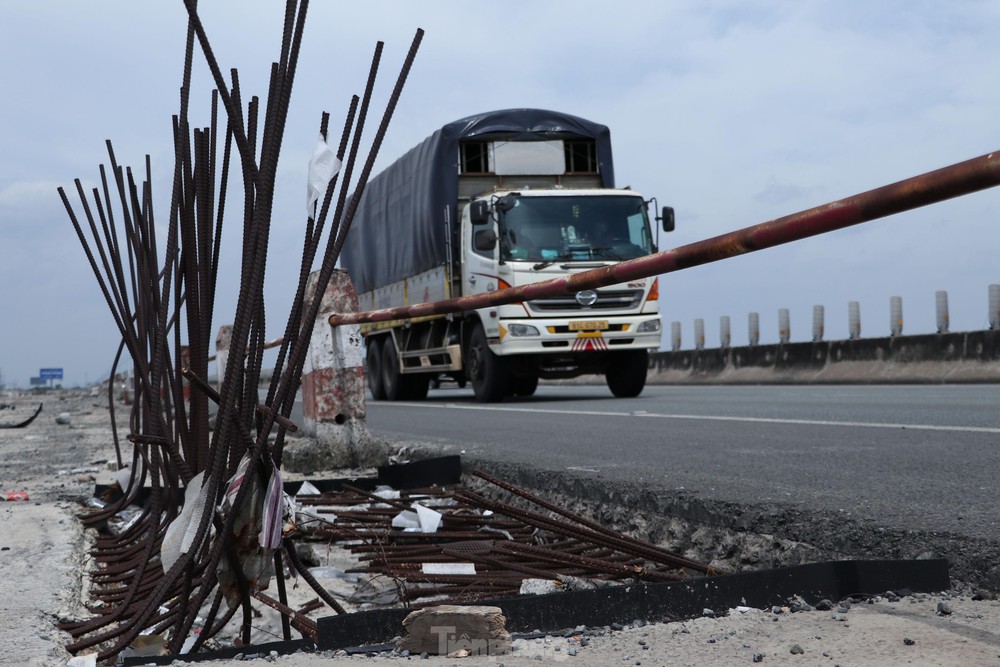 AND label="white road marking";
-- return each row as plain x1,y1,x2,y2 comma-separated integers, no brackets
385,402,1000,434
